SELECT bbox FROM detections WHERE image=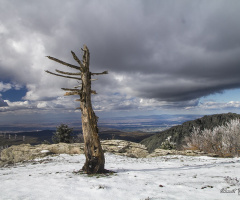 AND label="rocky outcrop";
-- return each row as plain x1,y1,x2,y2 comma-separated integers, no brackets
101,140,149,158
0,143,84,166
0,140,220,167
147,149,206,157
0,140,148,166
